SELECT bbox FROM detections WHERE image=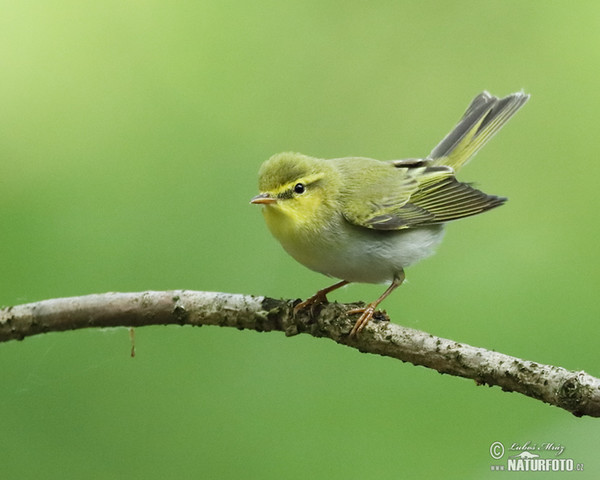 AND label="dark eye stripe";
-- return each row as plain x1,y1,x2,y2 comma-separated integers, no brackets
276,179,319,200
277,189,294,200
